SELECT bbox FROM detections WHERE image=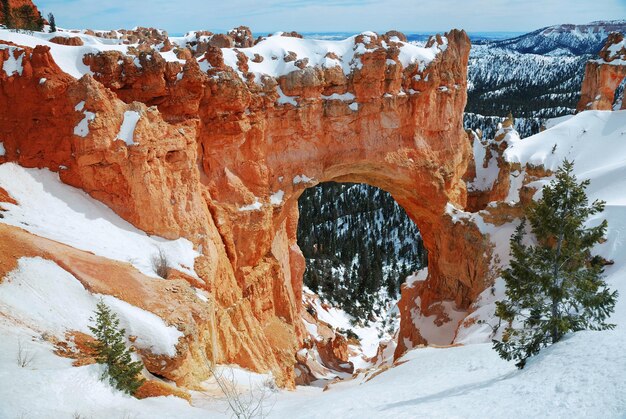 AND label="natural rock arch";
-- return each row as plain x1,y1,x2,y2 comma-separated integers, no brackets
196,29,493,358
0,28,493,386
